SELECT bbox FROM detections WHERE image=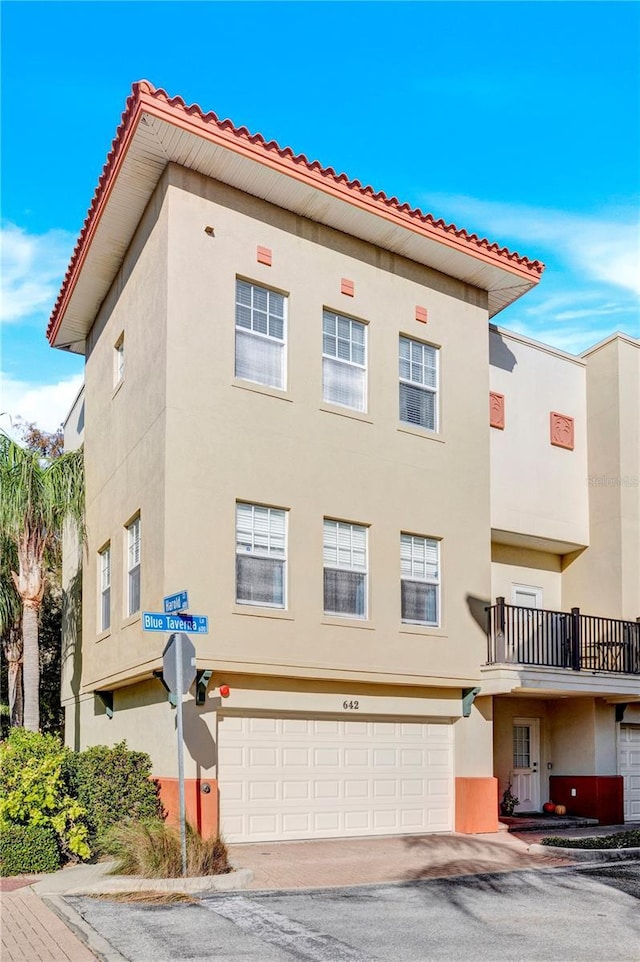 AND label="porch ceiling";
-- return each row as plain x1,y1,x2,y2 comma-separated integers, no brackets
481,664,640,700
